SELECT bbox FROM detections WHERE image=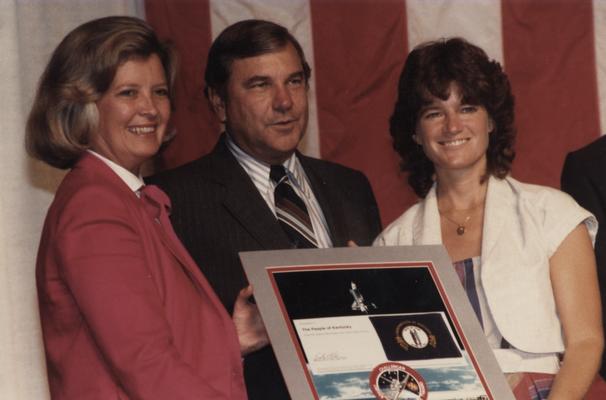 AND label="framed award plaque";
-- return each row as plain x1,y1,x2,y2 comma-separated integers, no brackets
240,245,514,400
